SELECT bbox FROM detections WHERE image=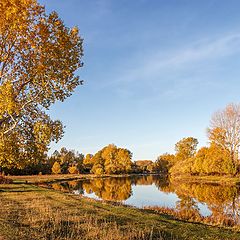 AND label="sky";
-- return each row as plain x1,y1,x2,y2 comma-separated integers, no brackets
38,0,240,161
